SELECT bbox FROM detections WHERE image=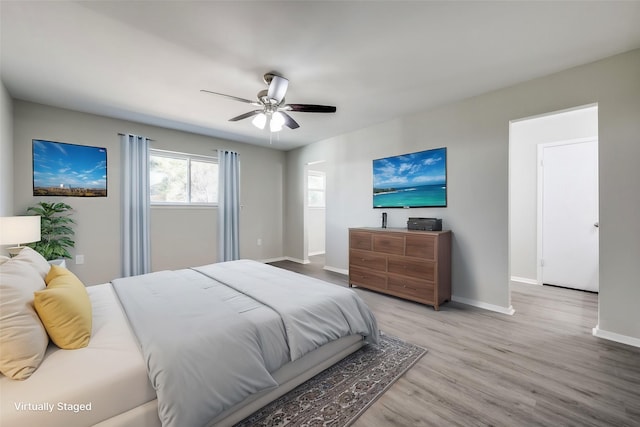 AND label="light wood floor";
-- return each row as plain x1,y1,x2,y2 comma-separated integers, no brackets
269,256,640,427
